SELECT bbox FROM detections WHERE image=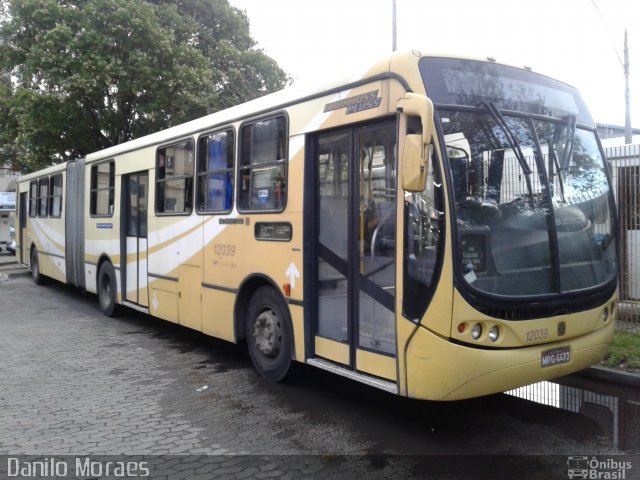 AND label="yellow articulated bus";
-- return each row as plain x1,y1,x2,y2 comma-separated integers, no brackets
15,51,618,400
